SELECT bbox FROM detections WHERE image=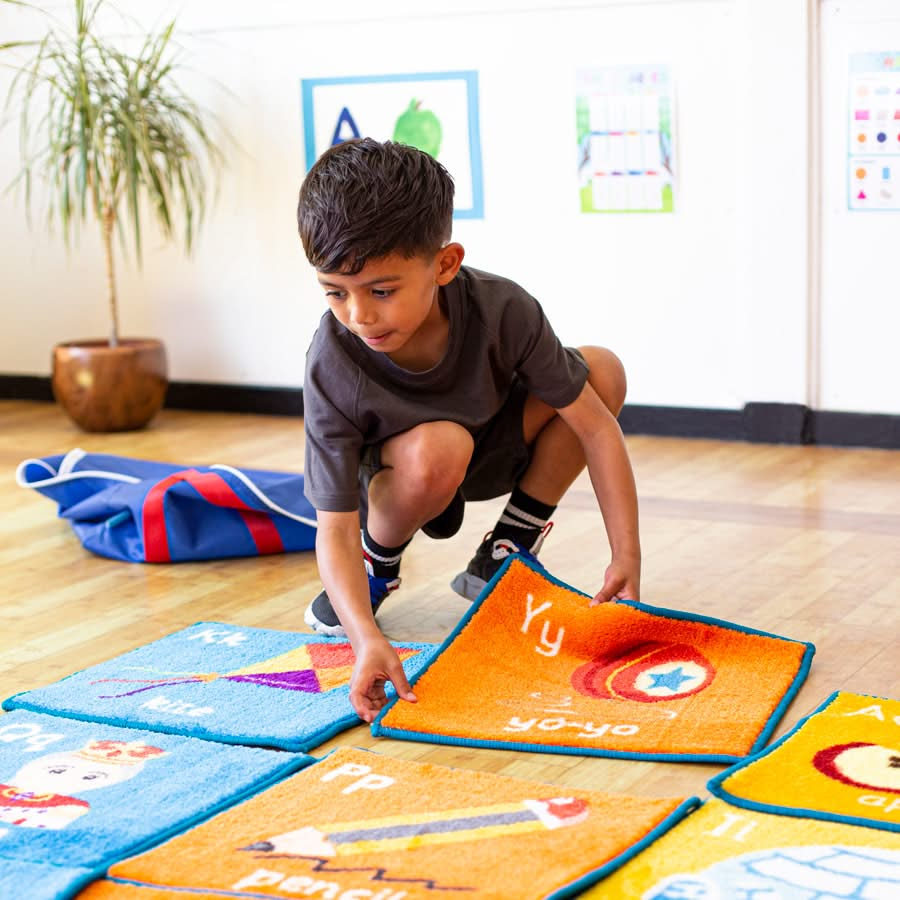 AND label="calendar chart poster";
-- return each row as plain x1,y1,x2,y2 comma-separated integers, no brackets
576,64,675,214
848,52,900,211
302,71,484,219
